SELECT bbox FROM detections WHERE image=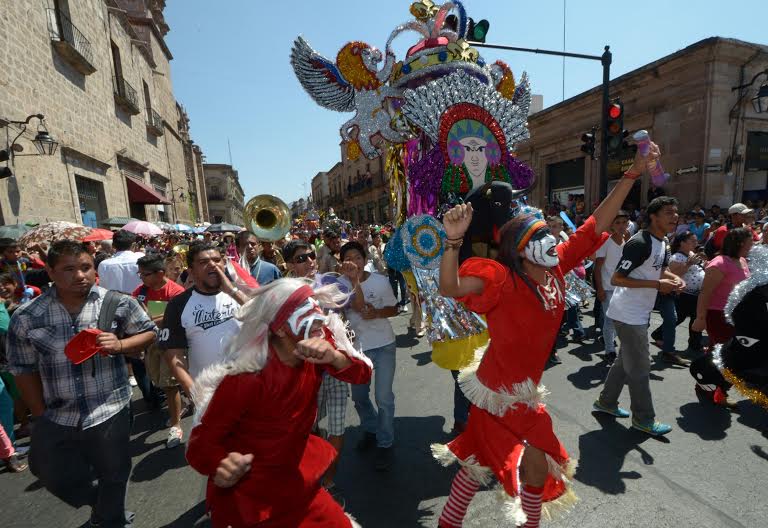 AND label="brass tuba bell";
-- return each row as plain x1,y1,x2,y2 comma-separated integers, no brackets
243,194,291,242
